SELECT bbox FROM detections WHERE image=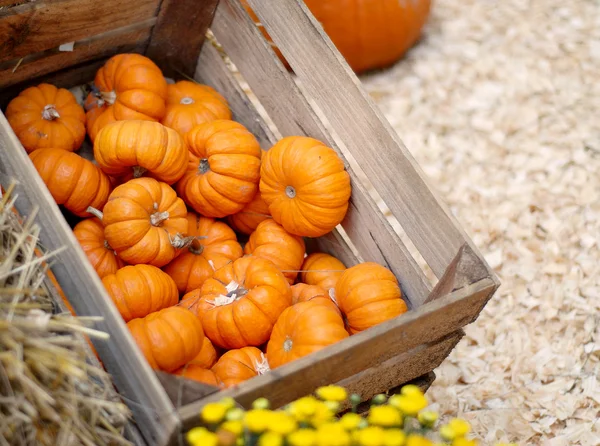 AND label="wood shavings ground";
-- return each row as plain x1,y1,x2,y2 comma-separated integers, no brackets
360,0,600,444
